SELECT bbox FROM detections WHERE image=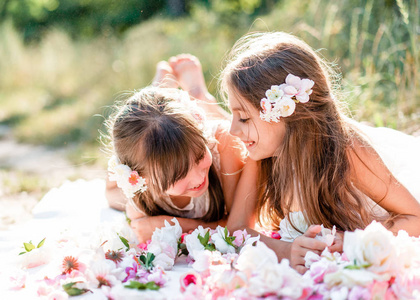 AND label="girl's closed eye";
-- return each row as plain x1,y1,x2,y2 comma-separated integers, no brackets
239,117,250,123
